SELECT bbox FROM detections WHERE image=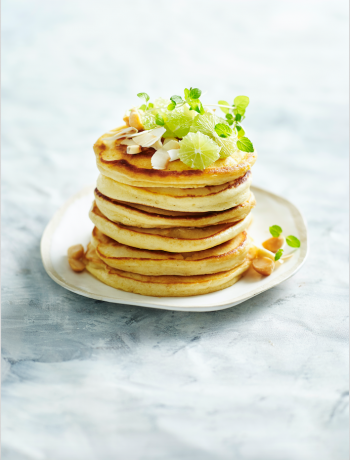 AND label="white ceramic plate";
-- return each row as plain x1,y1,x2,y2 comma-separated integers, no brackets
41,185,308,312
